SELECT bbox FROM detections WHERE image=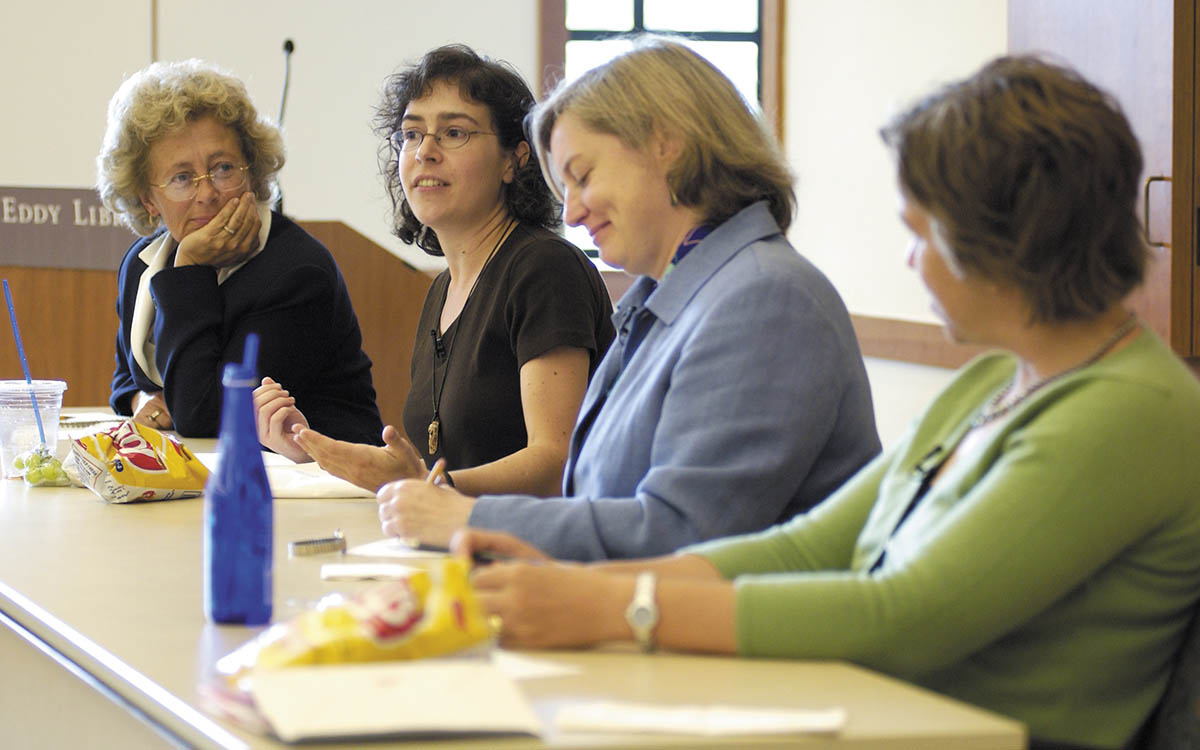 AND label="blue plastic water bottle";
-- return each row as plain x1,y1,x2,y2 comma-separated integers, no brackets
204,334,272,624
